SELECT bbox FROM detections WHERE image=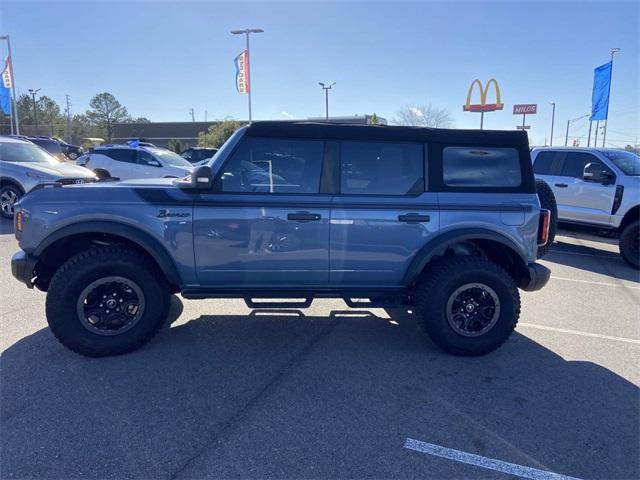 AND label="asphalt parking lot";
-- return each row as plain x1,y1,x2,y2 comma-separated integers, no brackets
1,218,638,480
